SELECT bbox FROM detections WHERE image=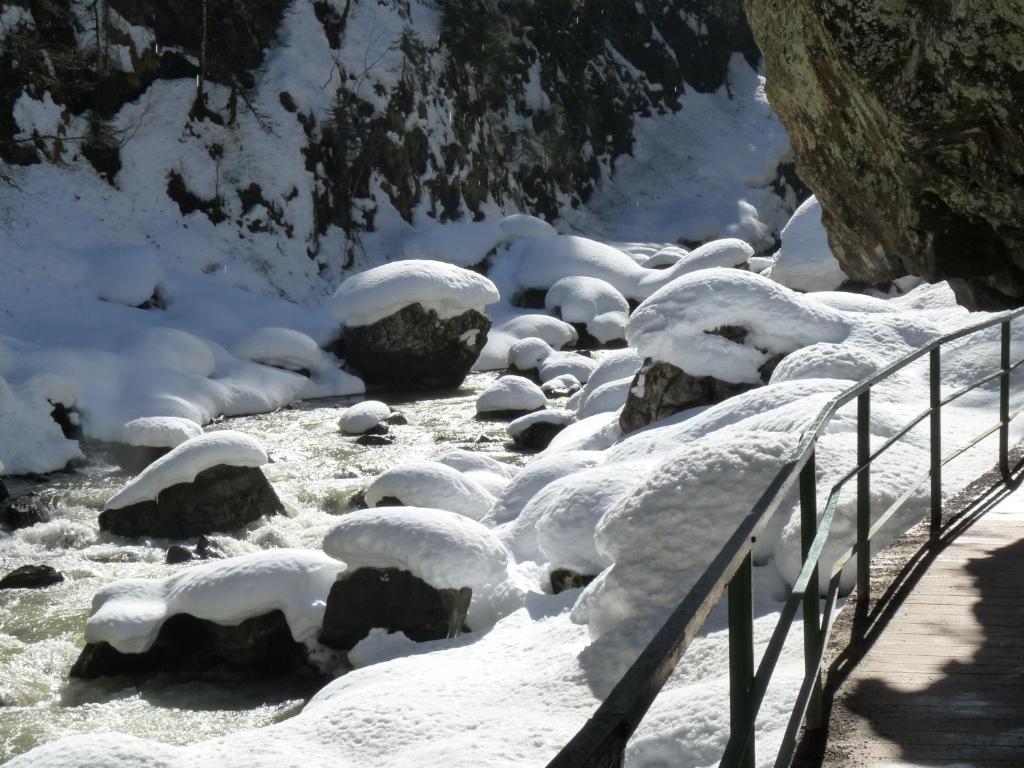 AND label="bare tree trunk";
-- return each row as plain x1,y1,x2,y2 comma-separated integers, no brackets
197,0,208,107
